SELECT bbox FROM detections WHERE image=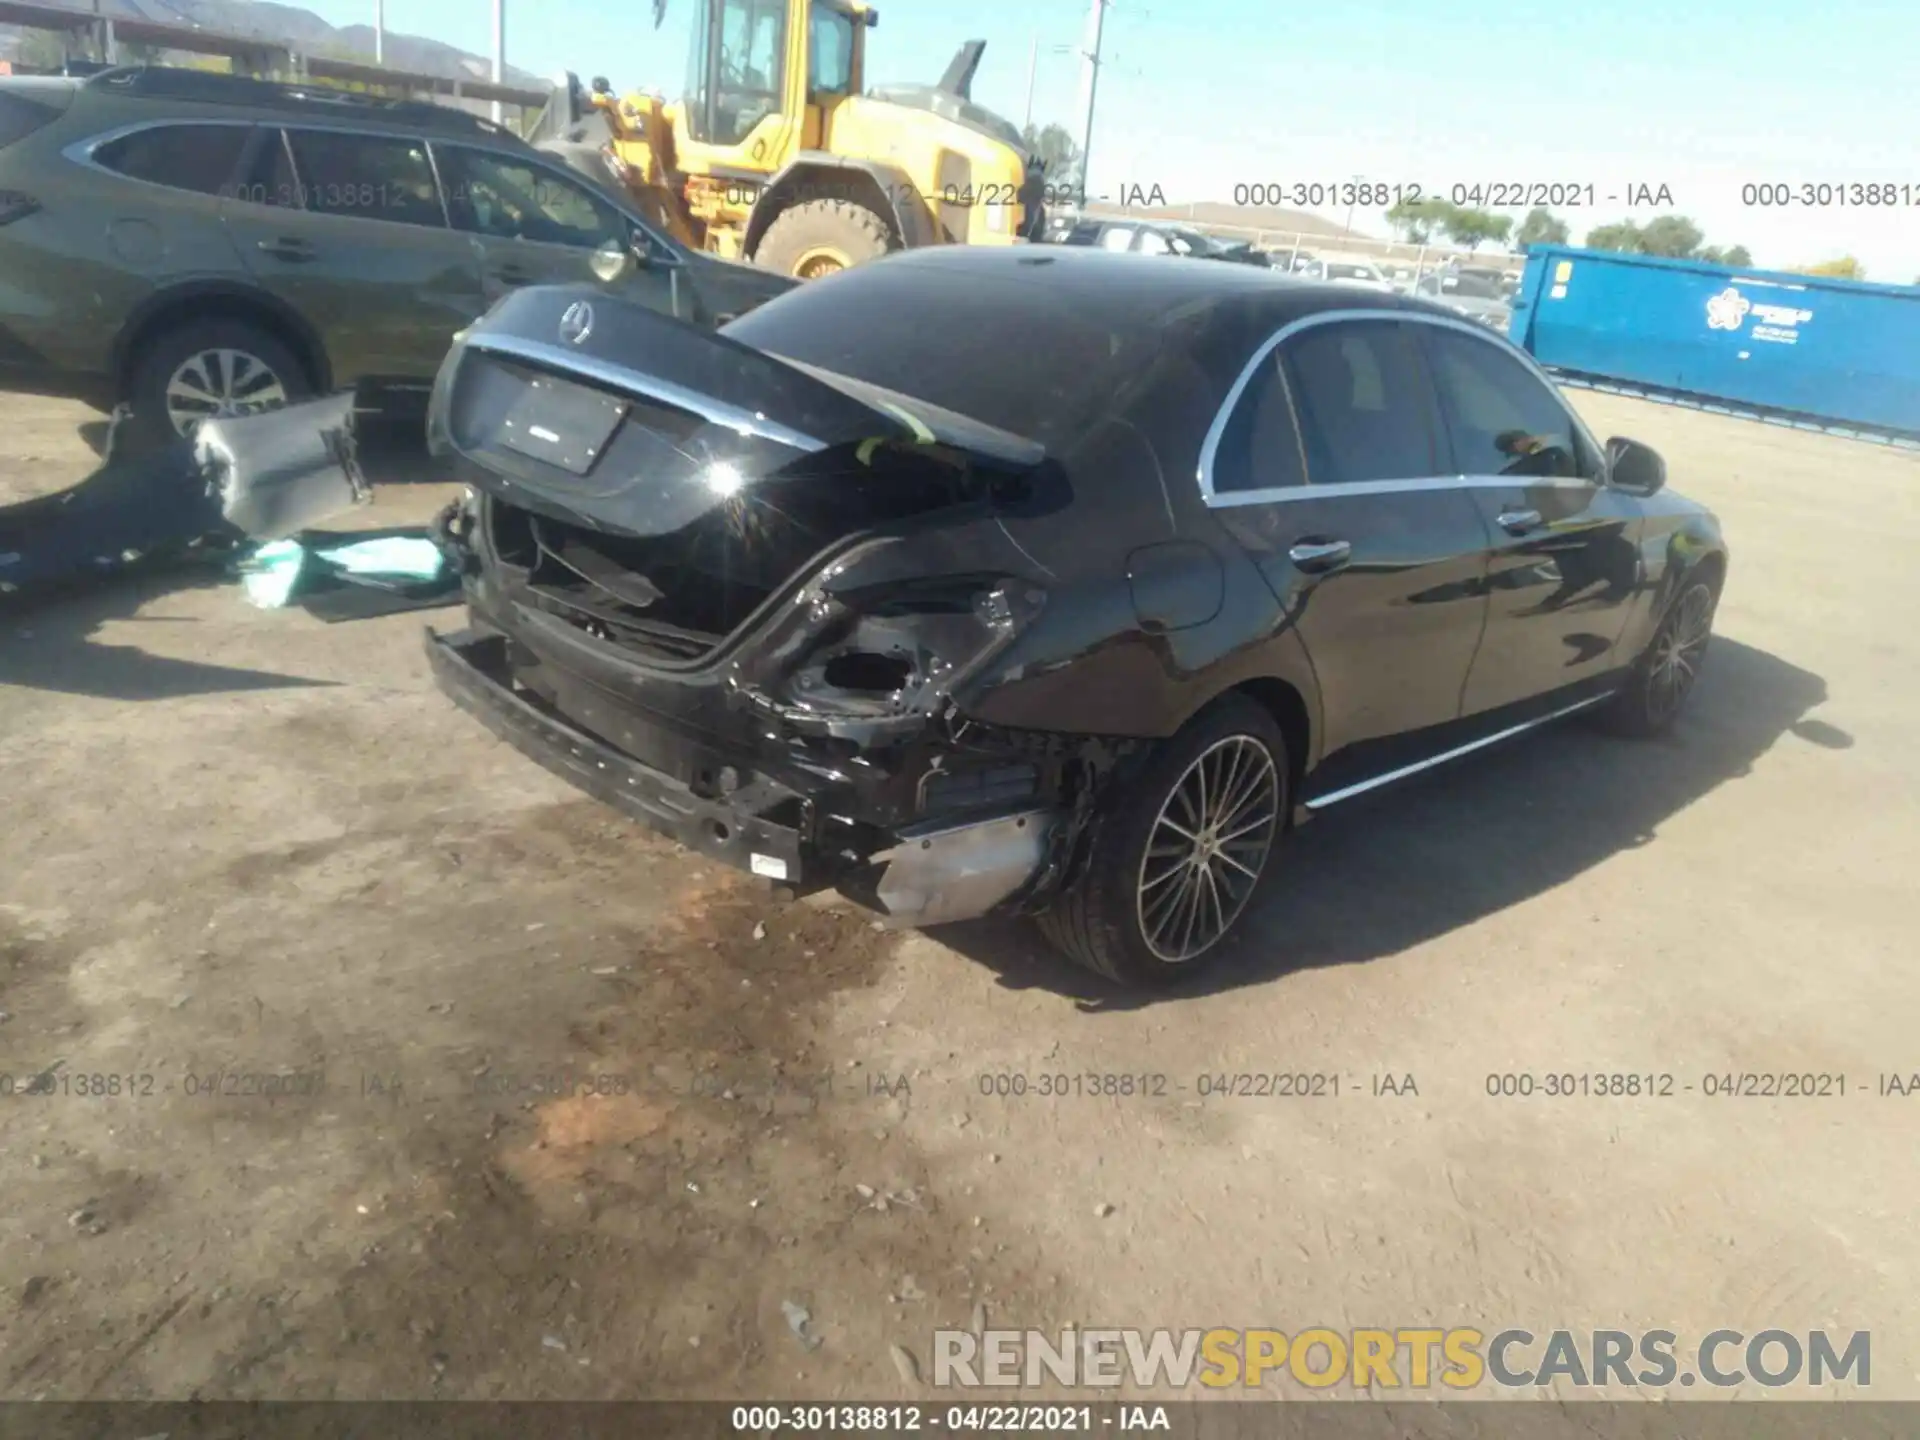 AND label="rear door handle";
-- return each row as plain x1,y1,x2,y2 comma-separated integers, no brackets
1288,538,1352,573
1497,508,1543,534
256,238,316,262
